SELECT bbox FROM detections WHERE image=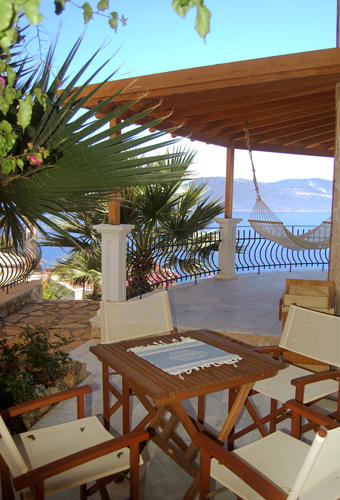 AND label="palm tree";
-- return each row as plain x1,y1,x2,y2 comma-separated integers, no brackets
41,146,224,298
0,36,186,250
